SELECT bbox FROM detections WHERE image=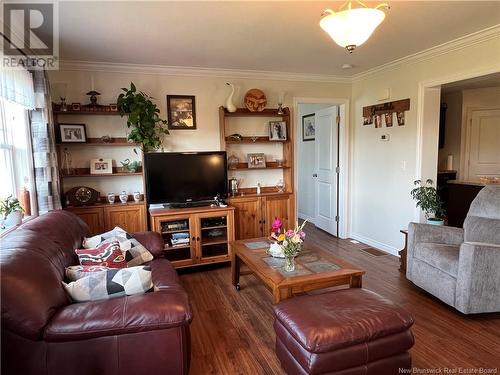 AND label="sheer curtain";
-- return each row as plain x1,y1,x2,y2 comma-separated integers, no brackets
0,66,35,109
30,70,61,213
